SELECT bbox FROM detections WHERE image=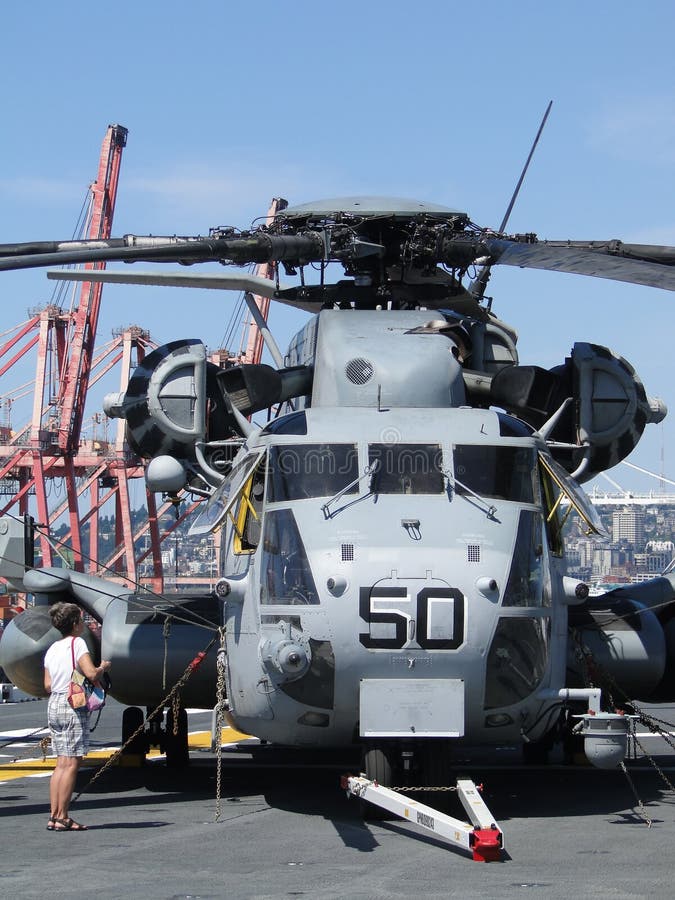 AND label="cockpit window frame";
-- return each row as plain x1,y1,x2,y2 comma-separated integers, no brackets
189,448,266,535
367,442,445,495
266,442,360,503
538,451,609,541
233,463,265,555
452,443,538,505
